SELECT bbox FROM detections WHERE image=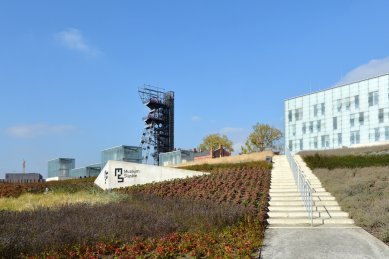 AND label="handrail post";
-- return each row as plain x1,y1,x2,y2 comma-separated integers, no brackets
285,148,314,227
